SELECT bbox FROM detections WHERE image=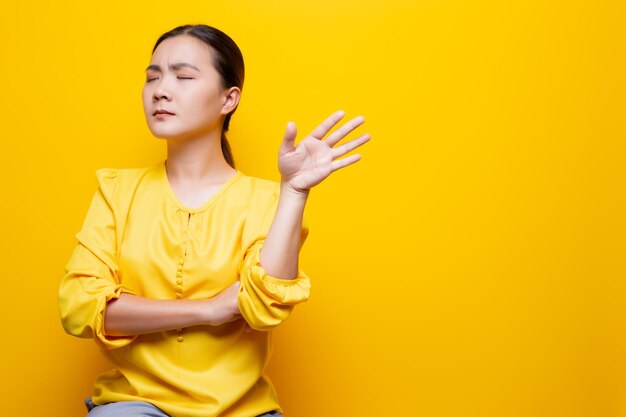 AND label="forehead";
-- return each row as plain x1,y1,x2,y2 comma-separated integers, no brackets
149,35,213,69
